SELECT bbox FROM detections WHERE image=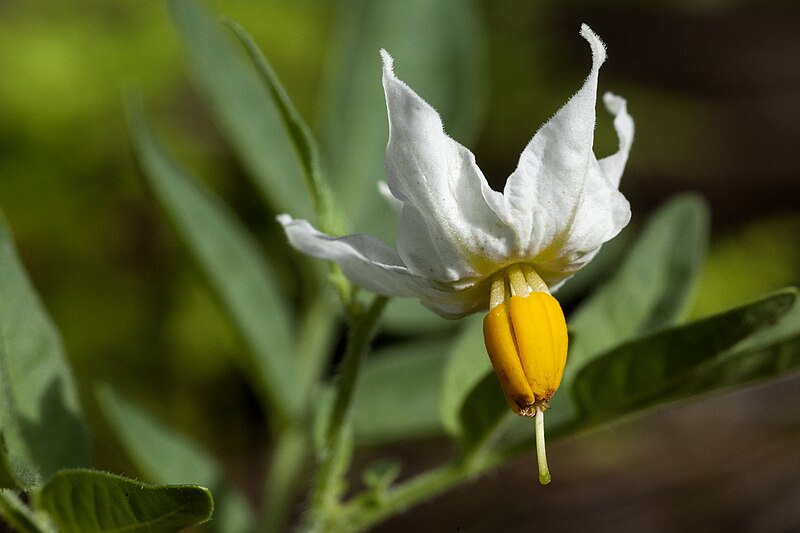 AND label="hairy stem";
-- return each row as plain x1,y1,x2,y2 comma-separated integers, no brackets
305,295,387,531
